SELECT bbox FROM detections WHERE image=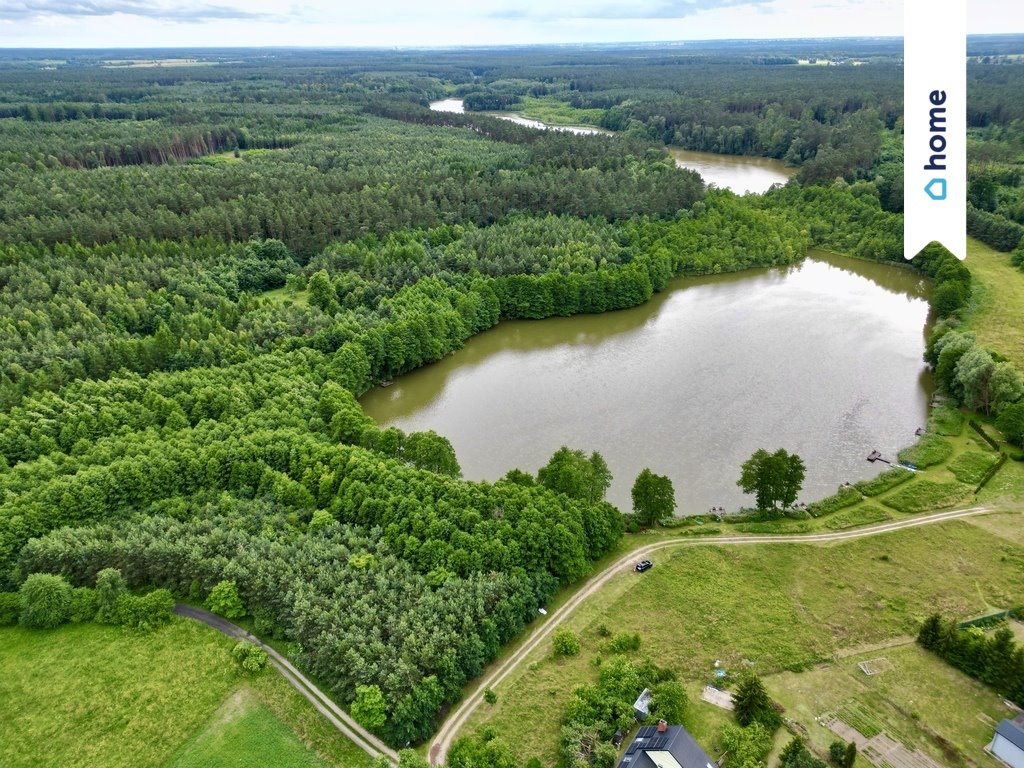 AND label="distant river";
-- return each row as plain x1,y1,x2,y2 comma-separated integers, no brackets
428,99,791,193
362,252,934,515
